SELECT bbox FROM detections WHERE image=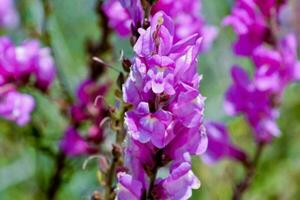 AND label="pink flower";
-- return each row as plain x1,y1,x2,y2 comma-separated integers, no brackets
0,89,35,126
